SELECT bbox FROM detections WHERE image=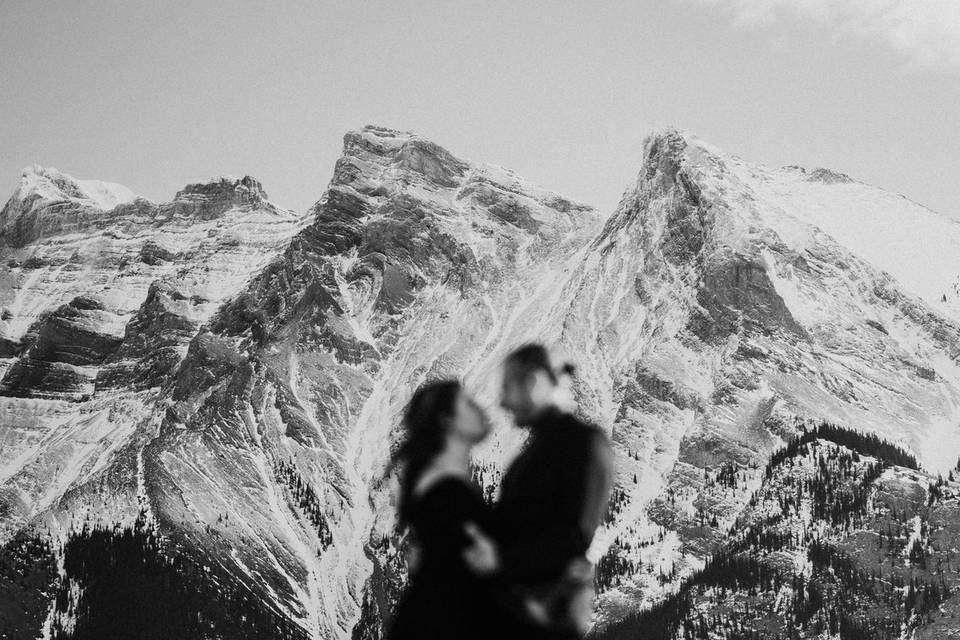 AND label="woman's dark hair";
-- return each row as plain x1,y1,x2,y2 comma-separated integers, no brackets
392,379,462,528
505,343,575,384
